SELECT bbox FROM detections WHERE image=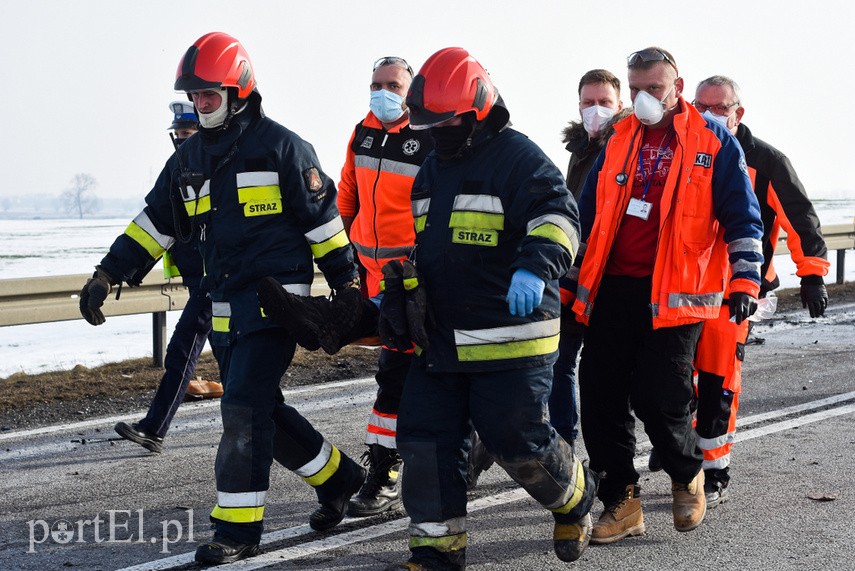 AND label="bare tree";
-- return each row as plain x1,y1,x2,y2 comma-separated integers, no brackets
61,173,100,219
